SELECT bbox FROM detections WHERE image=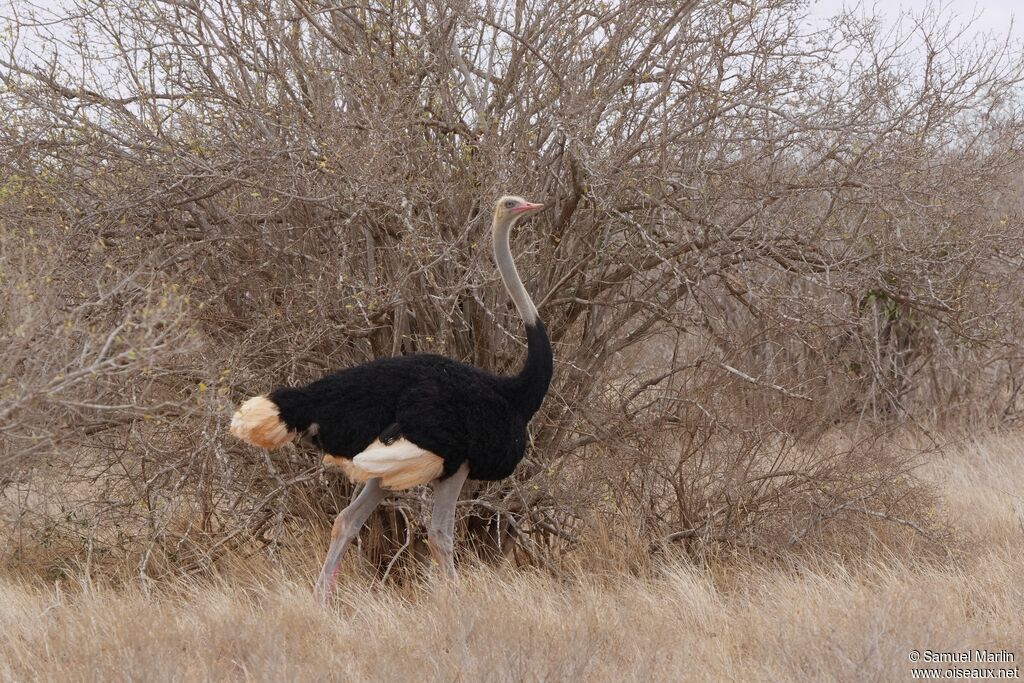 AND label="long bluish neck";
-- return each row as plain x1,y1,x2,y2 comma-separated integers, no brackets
493,213,553,417
493,213,539,325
